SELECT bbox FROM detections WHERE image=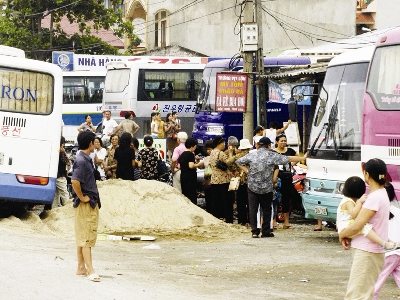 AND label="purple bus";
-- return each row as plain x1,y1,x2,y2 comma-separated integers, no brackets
193,56,311,146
